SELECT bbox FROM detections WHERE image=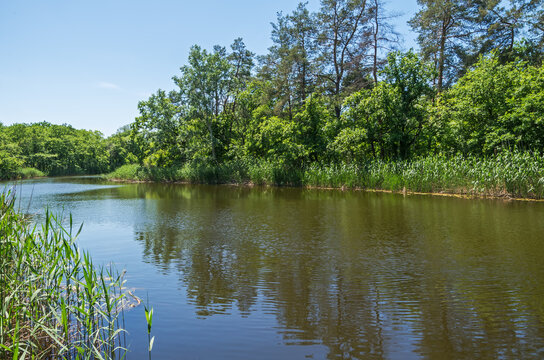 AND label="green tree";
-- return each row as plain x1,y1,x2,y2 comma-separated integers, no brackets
341,51,435,159
317,0,371,118
409,0,484,91
443,53,544,154
106,125,139,169
222,38,255,149
293,95,331,162
173,45,233,162
132,89,182,166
